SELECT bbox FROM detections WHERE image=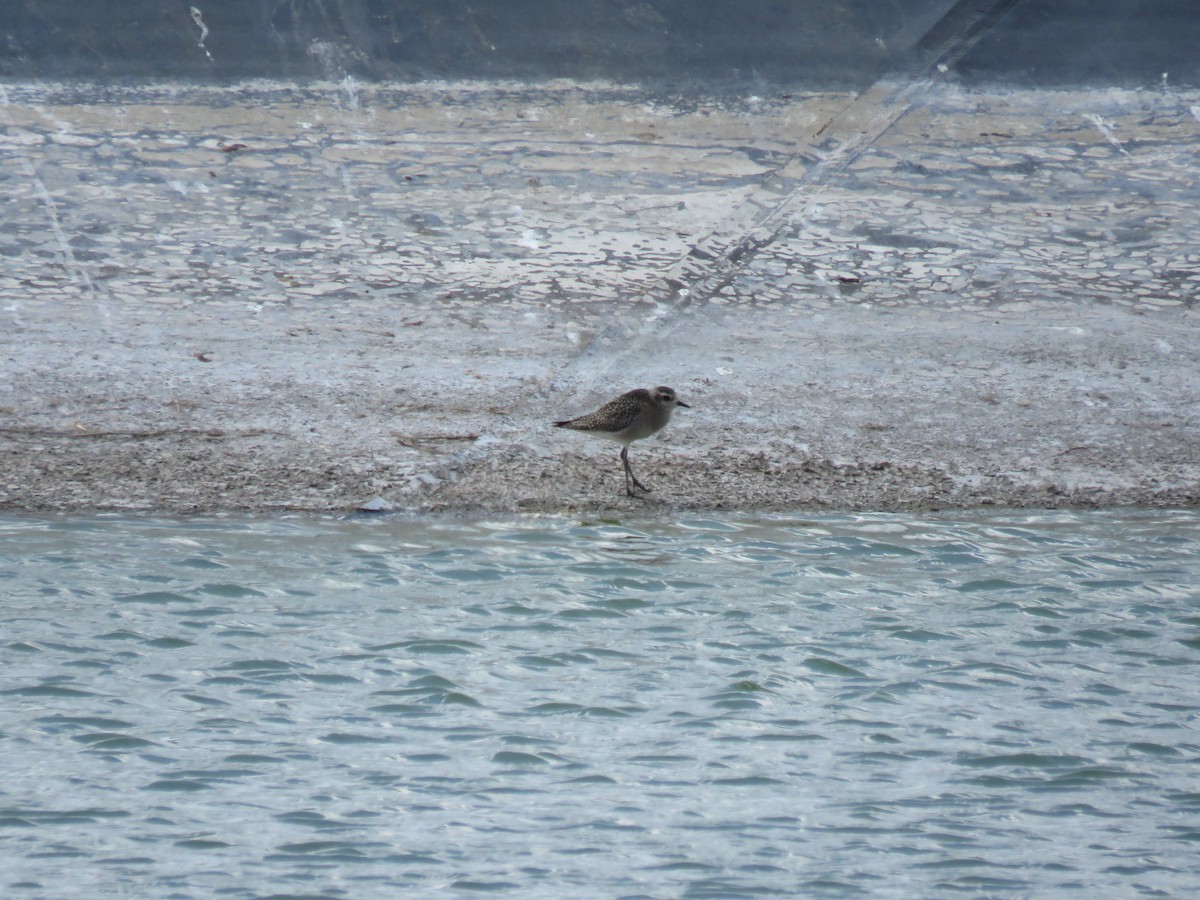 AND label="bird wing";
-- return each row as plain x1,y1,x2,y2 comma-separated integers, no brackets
554,389,650,432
